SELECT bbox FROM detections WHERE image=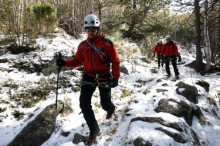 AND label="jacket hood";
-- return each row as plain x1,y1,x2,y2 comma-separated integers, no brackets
87,34,105,43
166,40,174,44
